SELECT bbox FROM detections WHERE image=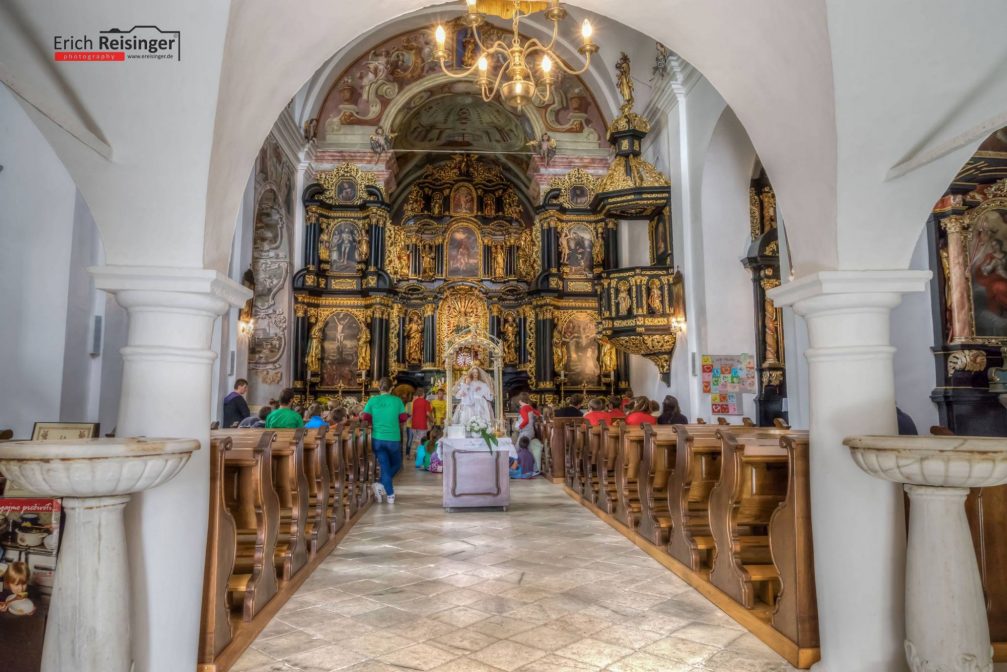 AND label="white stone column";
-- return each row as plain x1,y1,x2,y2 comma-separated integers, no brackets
90,266,250,672
769,270,930,672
